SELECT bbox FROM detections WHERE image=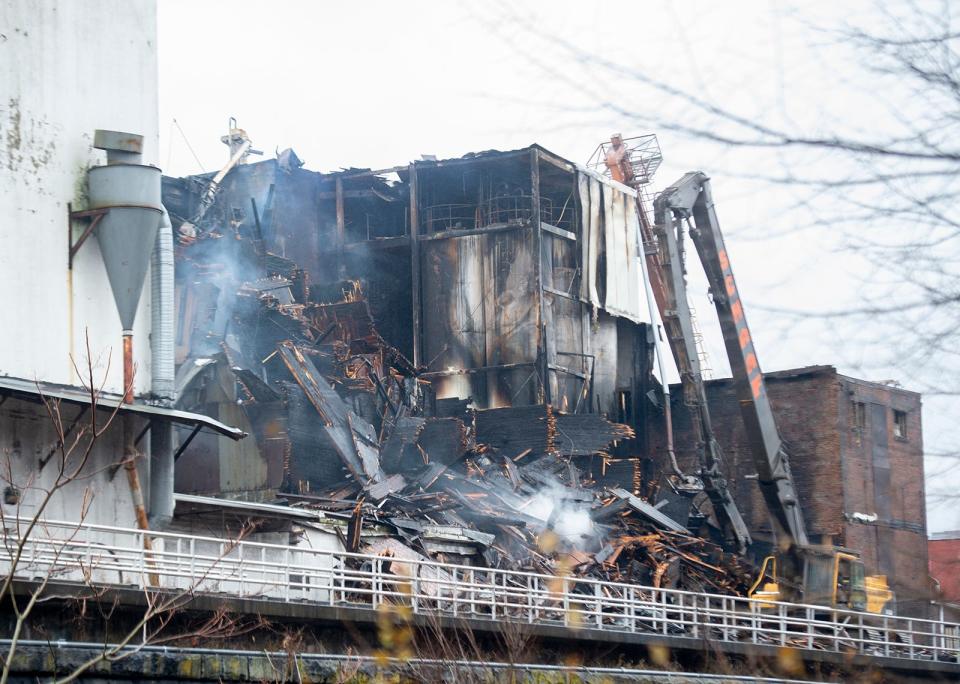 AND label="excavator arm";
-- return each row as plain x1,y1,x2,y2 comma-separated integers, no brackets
654,172,808,551
652,181,751,554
